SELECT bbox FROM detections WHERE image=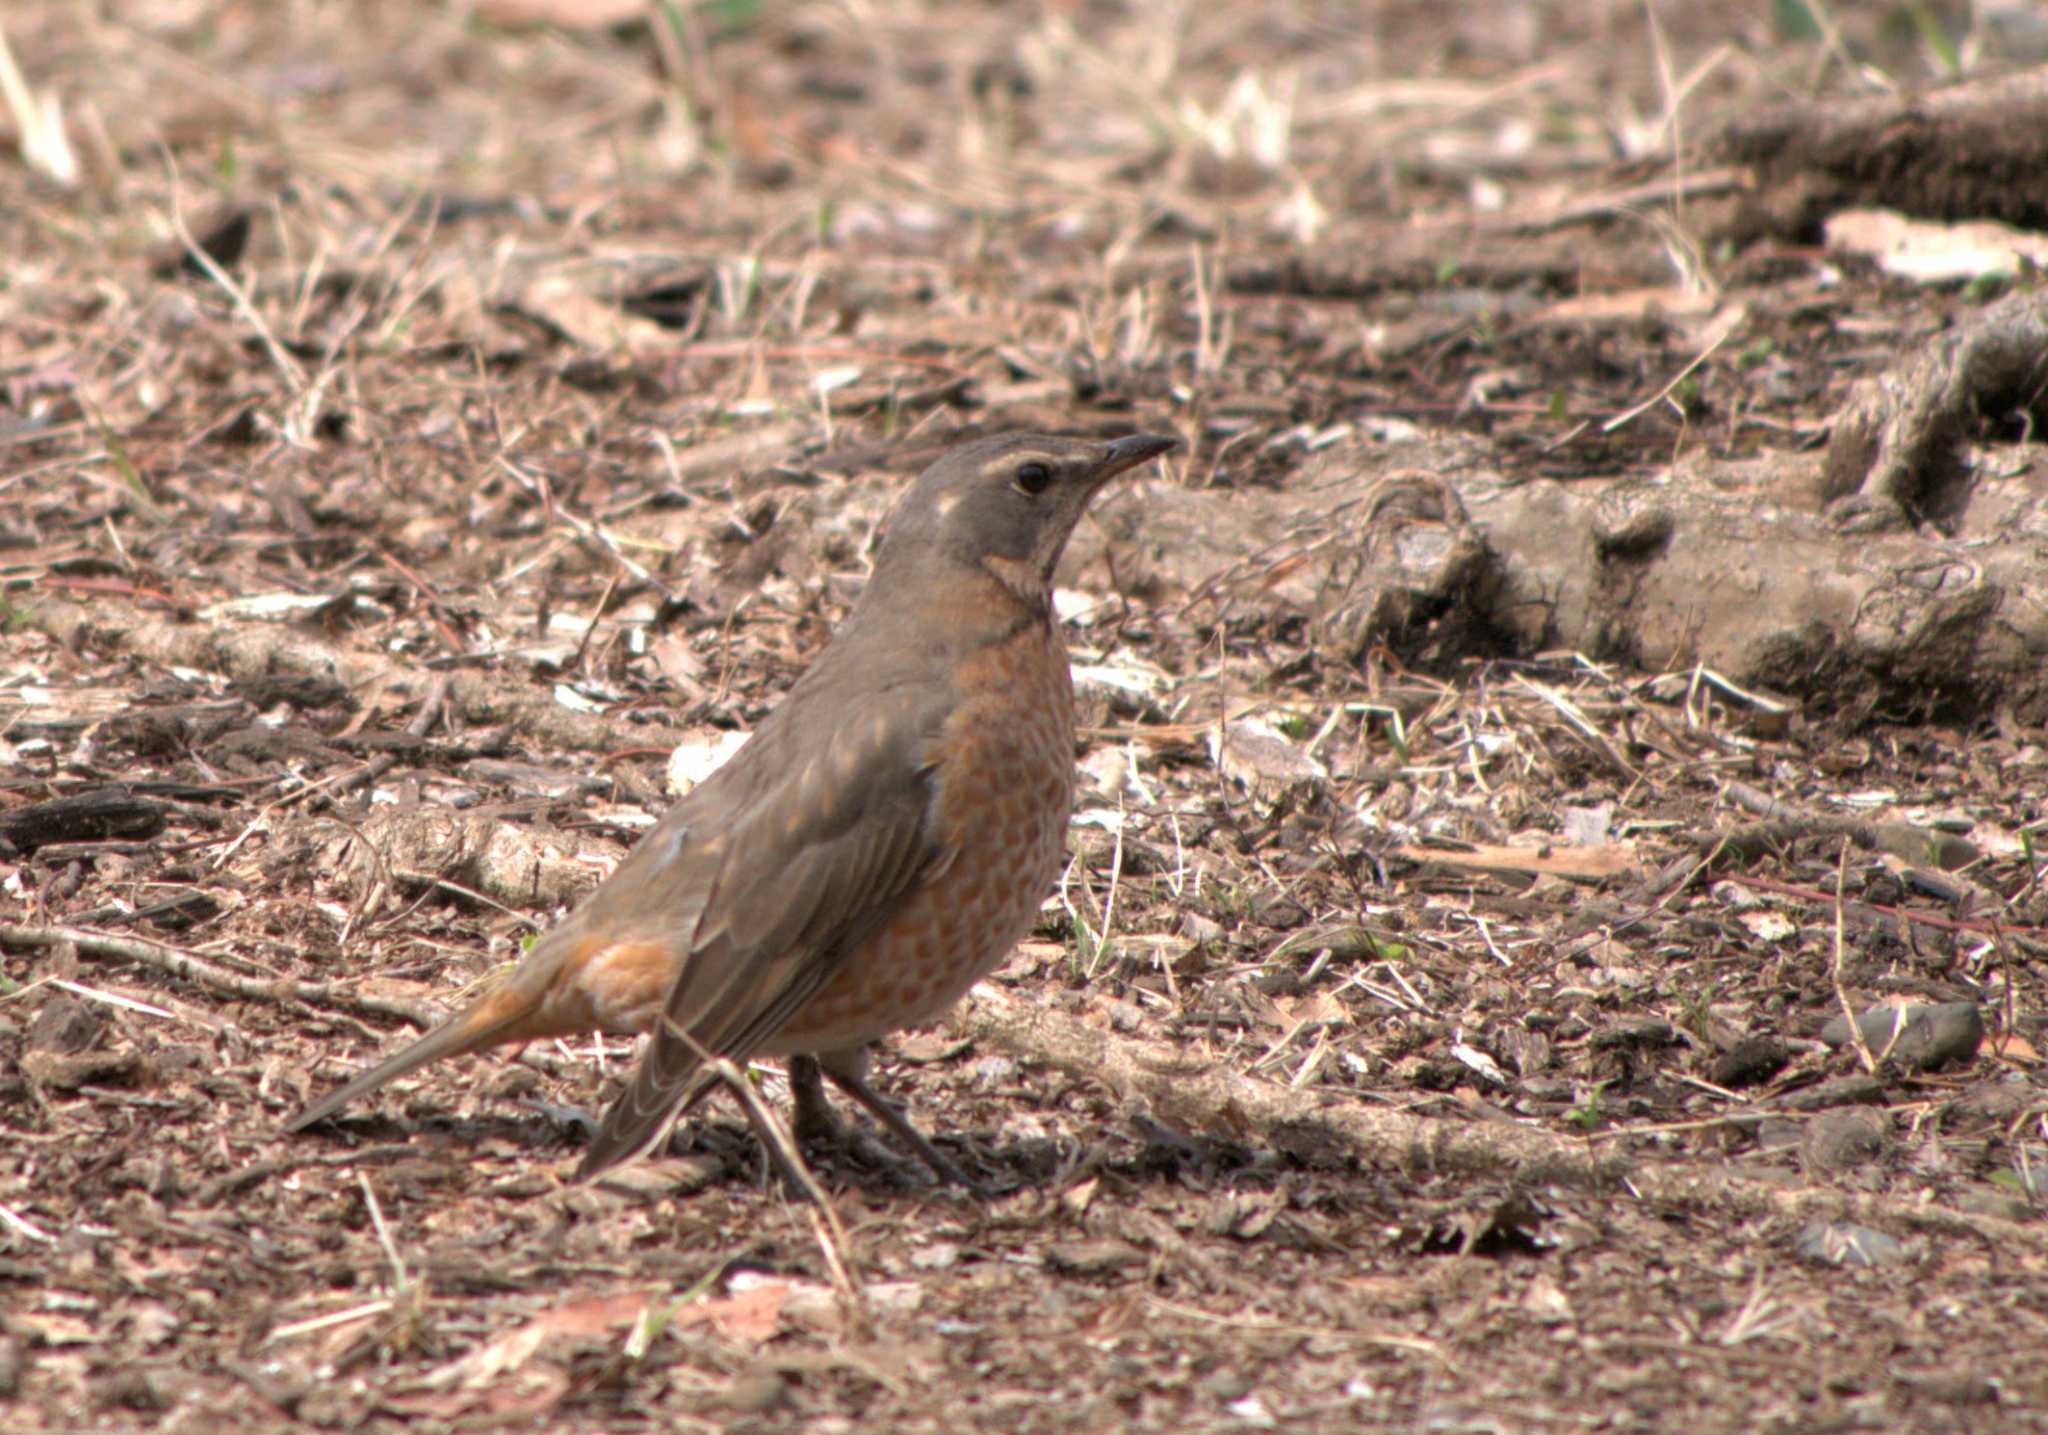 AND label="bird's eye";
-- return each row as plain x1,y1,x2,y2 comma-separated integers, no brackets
1013,462,1053,495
